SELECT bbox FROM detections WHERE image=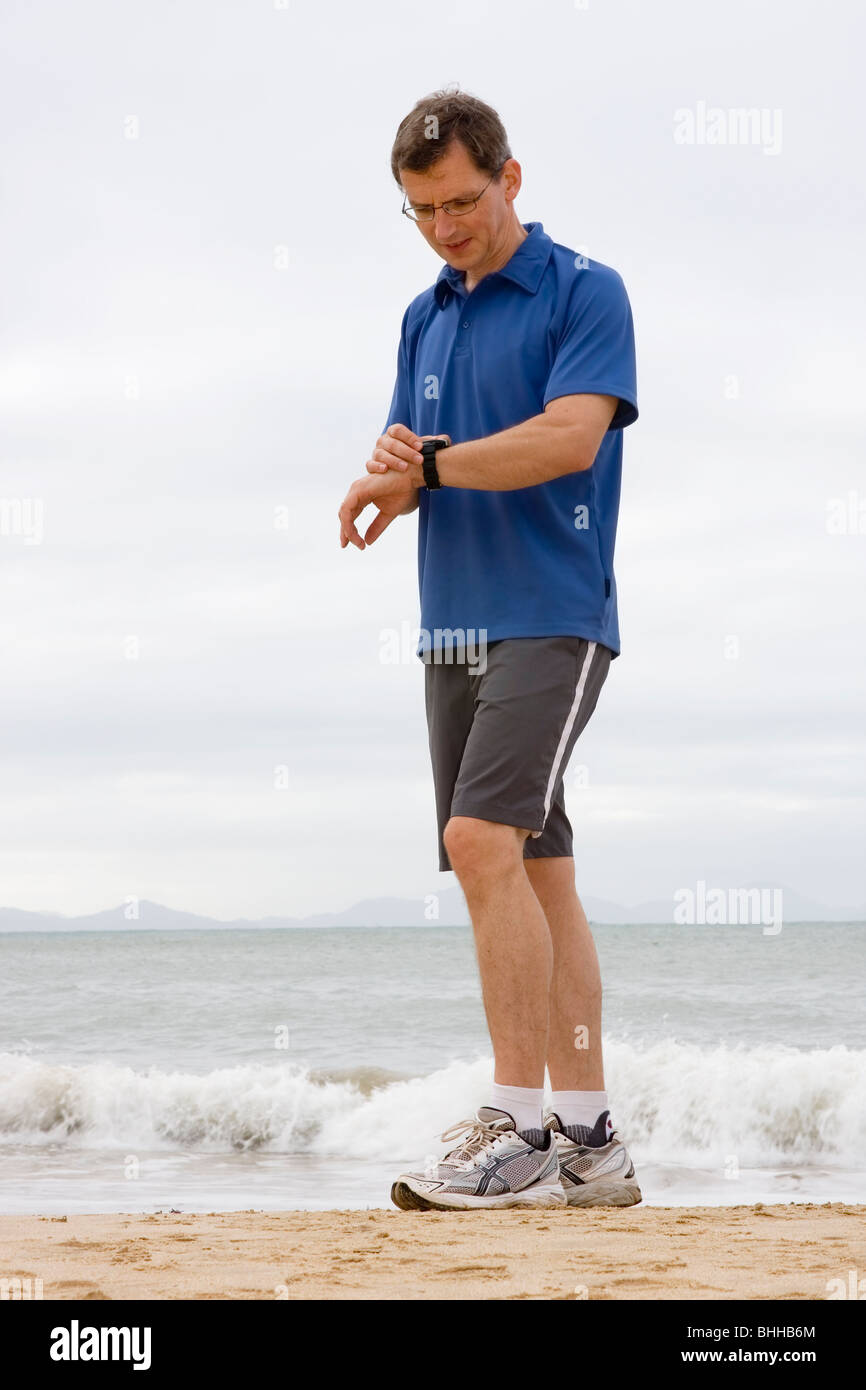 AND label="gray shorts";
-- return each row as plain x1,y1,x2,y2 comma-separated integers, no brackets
423,635,613,872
